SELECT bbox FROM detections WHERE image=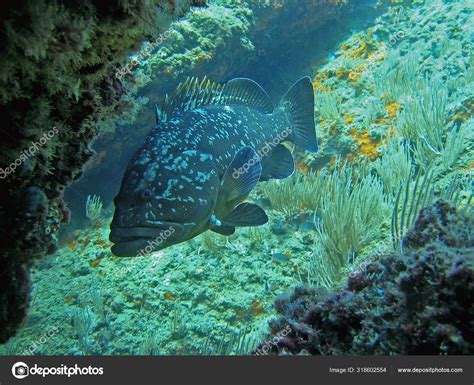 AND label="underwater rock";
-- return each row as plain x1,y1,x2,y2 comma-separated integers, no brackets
254,200,474,355
0,263,31,345
0,0,196,344
0,186,54,343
